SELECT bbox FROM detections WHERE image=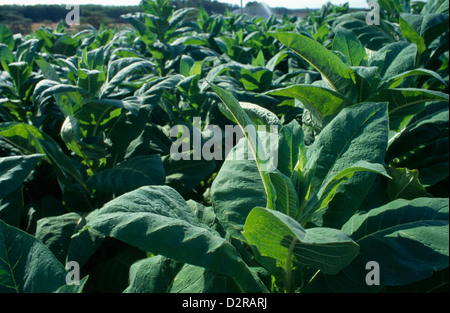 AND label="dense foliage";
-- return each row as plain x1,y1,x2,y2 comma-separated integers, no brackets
0,0,448,293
